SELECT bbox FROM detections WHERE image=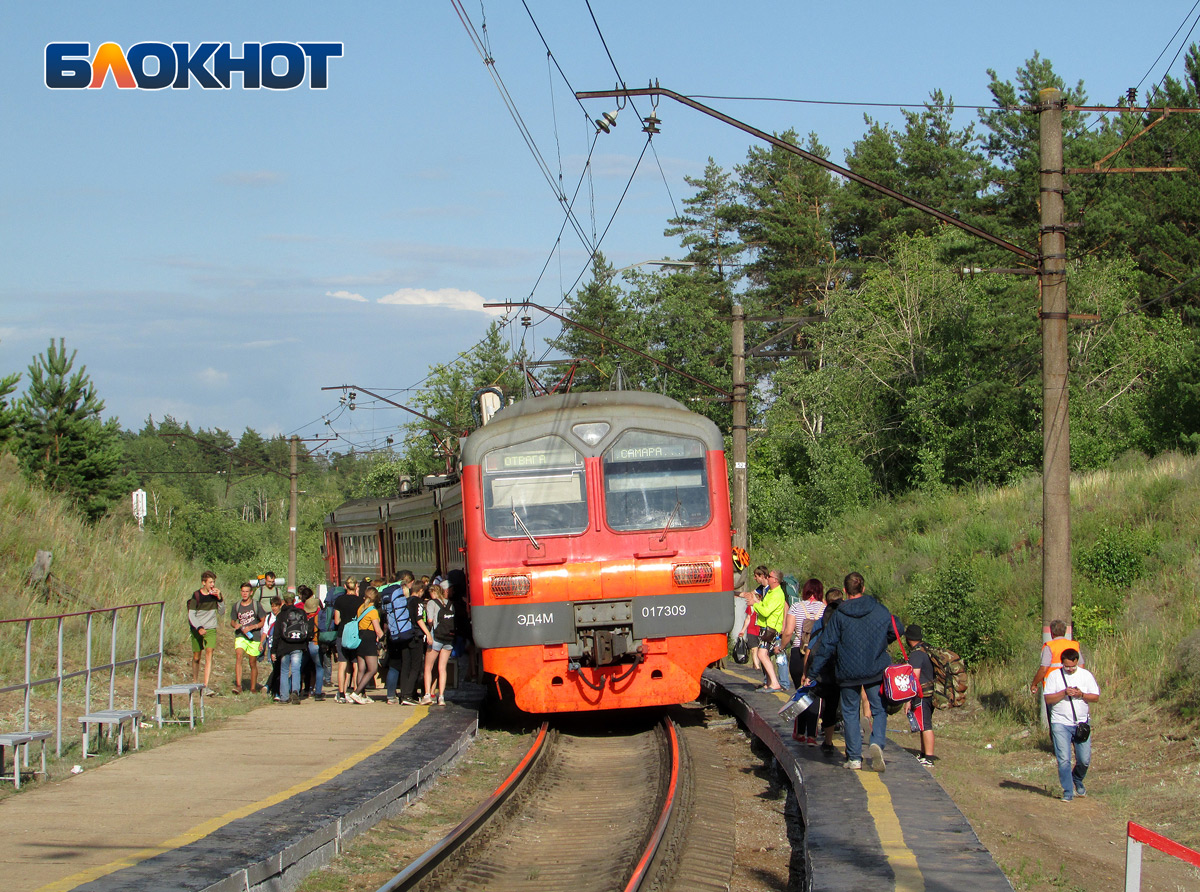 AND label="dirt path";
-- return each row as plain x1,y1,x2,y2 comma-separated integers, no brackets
920,705,1200,892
